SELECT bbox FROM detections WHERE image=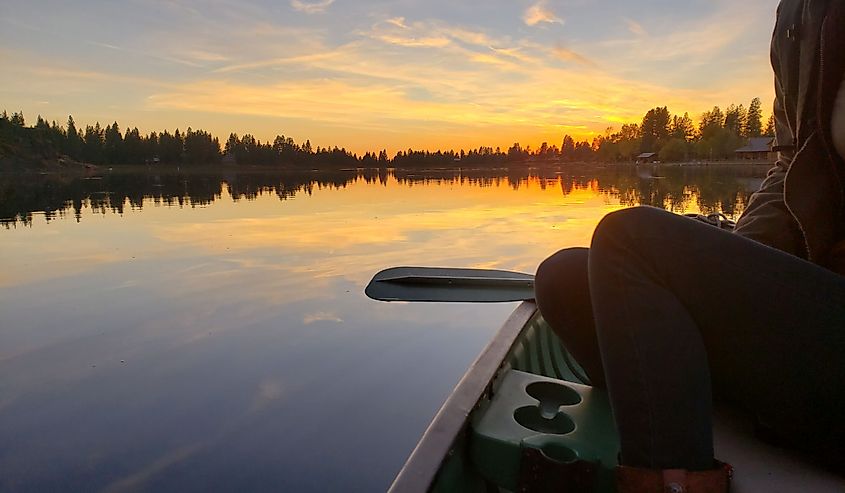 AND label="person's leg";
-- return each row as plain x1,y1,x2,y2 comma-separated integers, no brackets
535,247,605,388
589,206,845,470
